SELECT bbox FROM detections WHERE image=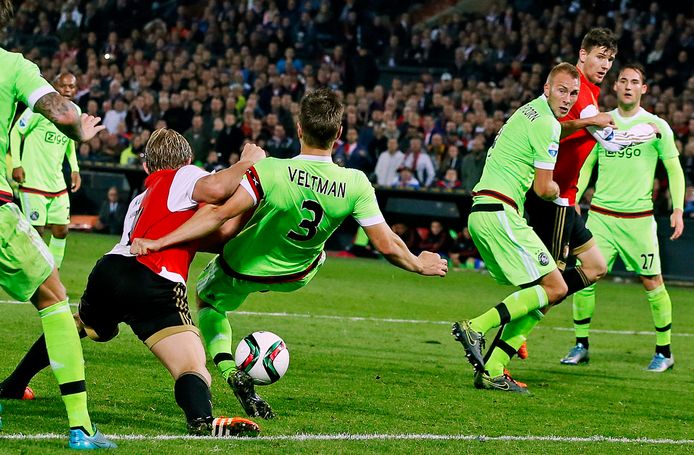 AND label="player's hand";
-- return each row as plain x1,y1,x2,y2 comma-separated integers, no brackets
71,172,81,192
591,113,616,129
418,251,448,277
130,238,163,256
240,143,267,164
12,167,25,184
670,209,684,240
80,113,106,142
